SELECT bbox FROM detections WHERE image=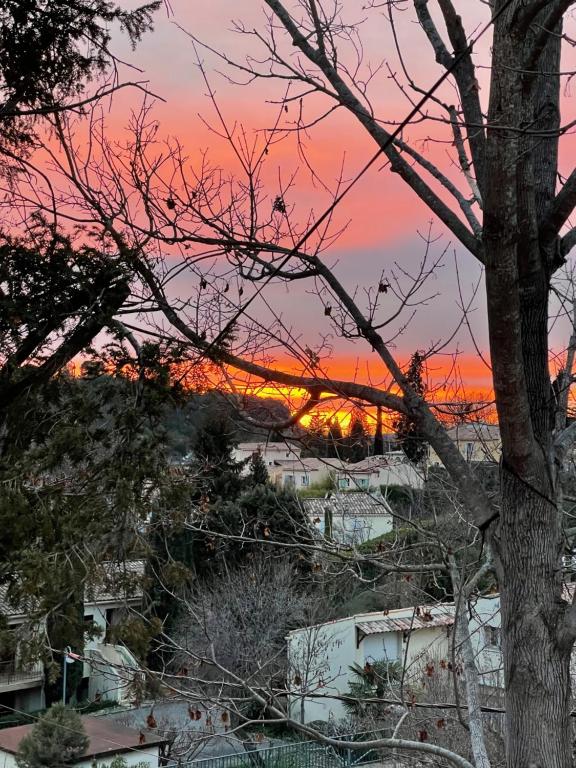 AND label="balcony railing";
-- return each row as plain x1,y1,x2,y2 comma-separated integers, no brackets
0,660,43,686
